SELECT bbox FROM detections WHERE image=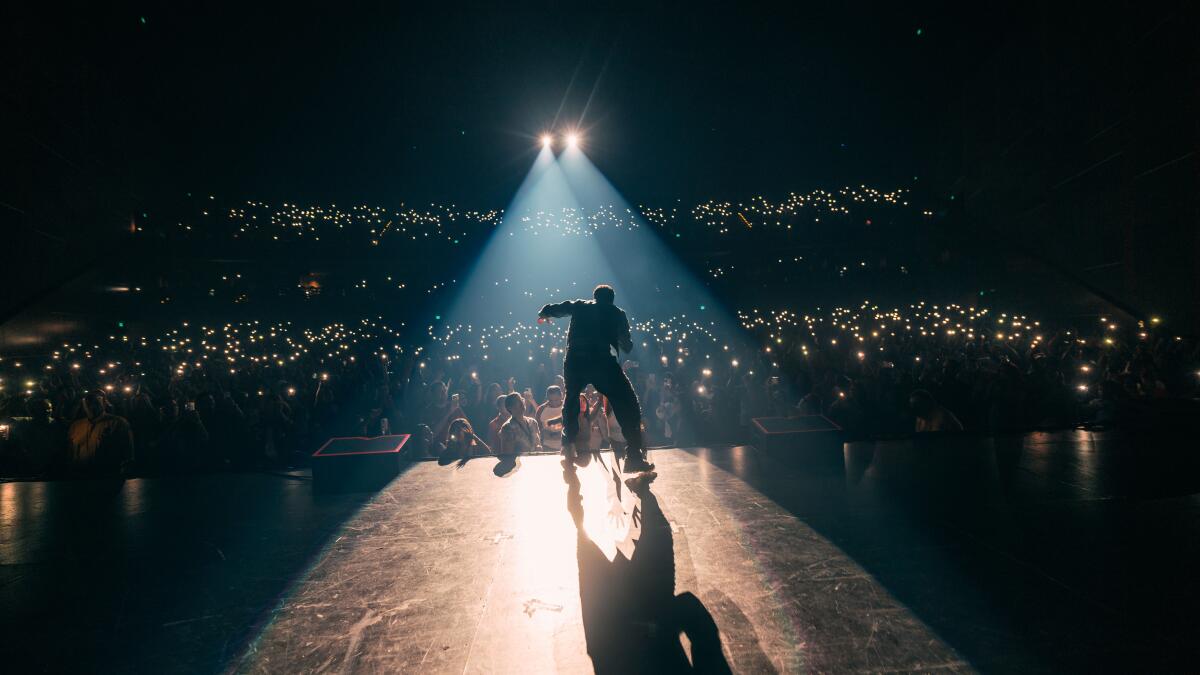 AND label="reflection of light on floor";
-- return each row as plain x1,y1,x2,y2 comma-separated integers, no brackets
508,453,641,566
1072,429,1097,487
122,478,145,516
729,445,748,475
511,459,576,598
695,447,713,483
232,451,967,672
1,481,48,565
575,454,640,561
0,482,16,525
